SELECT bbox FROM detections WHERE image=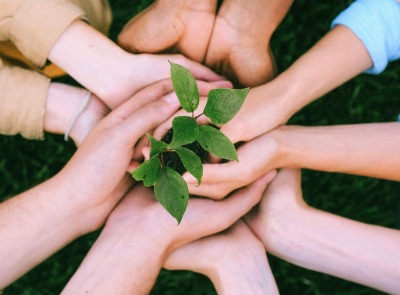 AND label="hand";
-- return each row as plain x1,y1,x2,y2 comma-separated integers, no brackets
105,171,276,253
62,173,275,294
49,20,227,109
184,131,281,199
245,168,400,294
164,220,279,295
118,0,293,87
0,80,181,288
244,168,307,251
118,0,217,63
55,79,181,225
